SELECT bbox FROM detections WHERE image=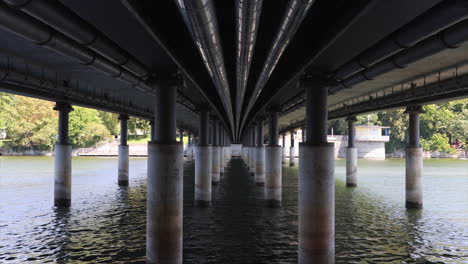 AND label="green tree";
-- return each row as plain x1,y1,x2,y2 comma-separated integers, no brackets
356,113,381,126
0,93,15,130
328,119,347,135
98,111,119,135
5,96,57,150
69,106,111,147
449,108,468,145
378,109,408,153
420,104,454,139
420,133,455,153
128,117,150,135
